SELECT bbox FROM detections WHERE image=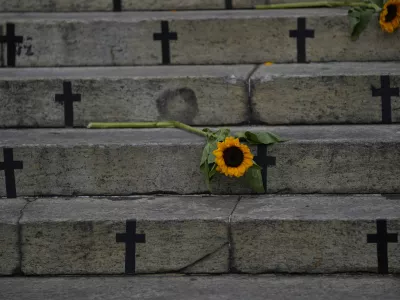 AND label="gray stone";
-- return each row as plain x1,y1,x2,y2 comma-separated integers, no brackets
1,126,400,195
1,275,400,300
232,195,400,273
0,0,112,12
0,66,251,127
1,9,399,67
0,198,27,275
251,62,400,124
20,196,237,274
0,0,263,12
